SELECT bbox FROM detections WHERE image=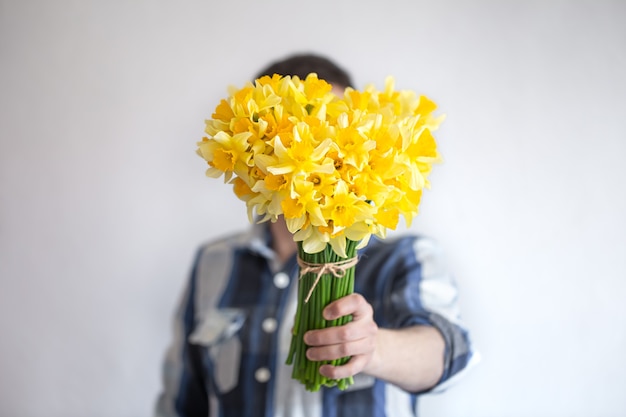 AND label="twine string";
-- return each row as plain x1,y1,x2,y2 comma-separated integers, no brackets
297,256,359,303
